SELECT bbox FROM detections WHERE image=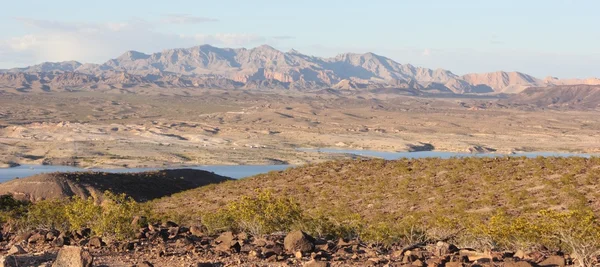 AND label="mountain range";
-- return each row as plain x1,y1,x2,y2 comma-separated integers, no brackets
1,44,599,94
